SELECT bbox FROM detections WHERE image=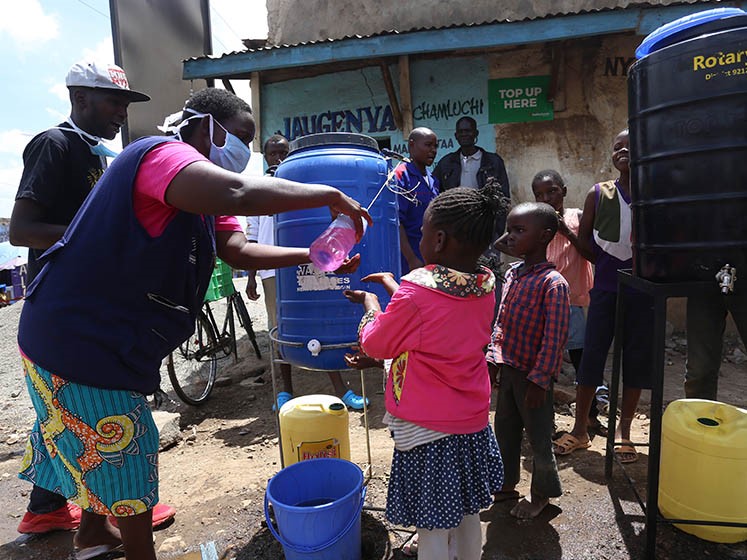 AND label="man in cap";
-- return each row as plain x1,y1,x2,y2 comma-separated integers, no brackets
10,60,175,536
